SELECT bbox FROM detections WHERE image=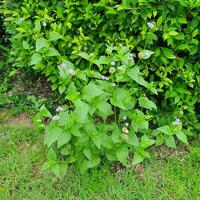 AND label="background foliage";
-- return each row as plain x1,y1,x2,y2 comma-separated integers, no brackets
1,0,200,174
